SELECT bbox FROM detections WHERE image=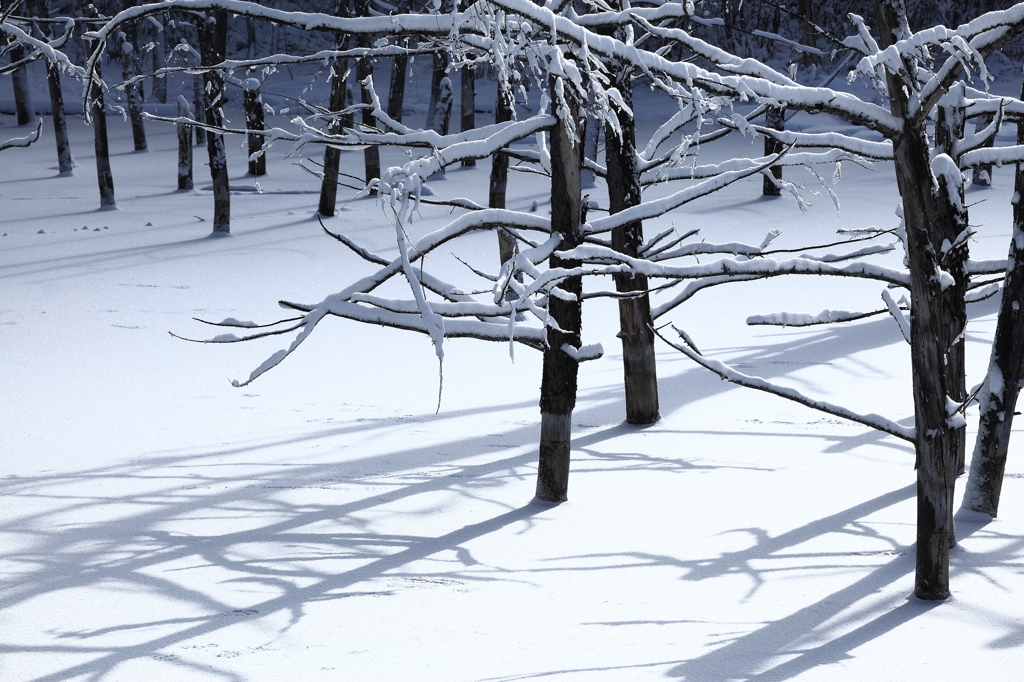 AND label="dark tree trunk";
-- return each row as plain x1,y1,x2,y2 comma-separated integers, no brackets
151,13,168,104
934,98,969,477
87,41,116,208
537,80,583,503
972,115,995,187
460,64,475,167
425,50,449,131
244,81,266,176
29,0,73,173
963,81,1024,517
176,96,193,190
387,49,408,124
193,74,206,146
10,45,36,126
877,0,955,601
582,112,599,189
799,0,819,68
121,45,148,151
318,37,351,217
199,10,230,234
606,70,659,425
490,89,515,266
762,107,784,196
353,0,380,185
